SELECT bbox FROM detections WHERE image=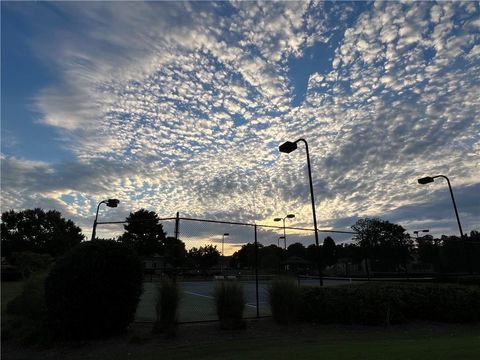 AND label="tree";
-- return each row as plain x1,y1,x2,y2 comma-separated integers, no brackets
187,245,220,272
230,243,263,269
352,218,413,272
118,209,166,257
260,245,285,270
287,242,306,259
163,236,187,267
322,236,337,267
1,208,84,257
